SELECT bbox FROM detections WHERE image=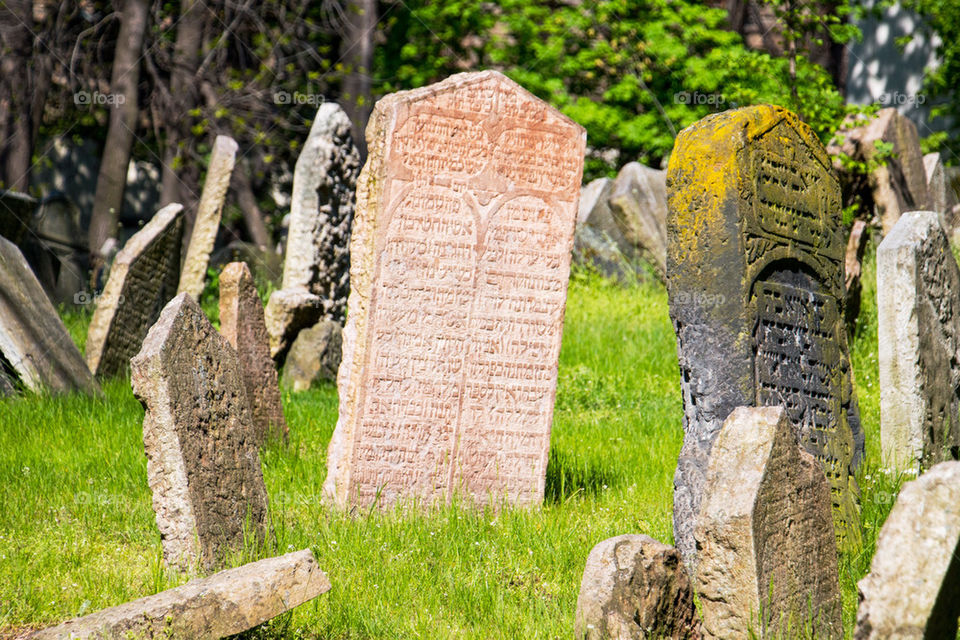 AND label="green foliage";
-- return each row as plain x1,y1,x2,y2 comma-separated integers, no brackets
376,0,852,179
